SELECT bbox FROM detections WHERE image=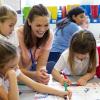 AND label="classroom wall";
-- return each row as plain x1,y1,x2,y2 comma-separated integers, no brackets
50,23,100,39
3,0,100,38
0,0,4,5
20,0,100,38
